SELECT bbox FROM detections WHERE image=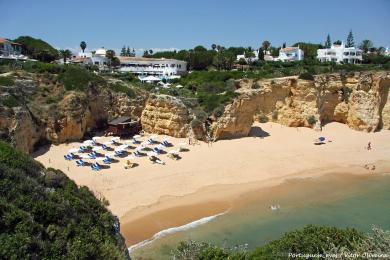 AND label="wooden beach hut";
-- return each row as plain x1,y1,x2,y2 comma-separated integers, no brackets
106,116,141,136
